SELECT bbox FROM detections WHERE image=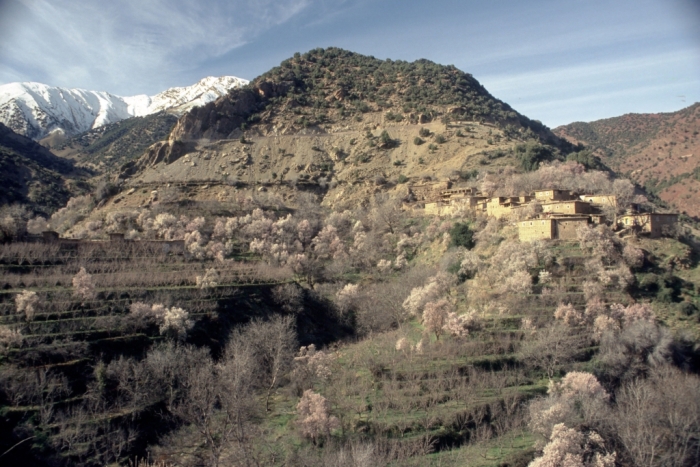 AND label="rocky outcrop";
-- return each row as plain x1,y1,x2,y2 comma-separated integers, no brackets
118,139,193,179
170,80,294,142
